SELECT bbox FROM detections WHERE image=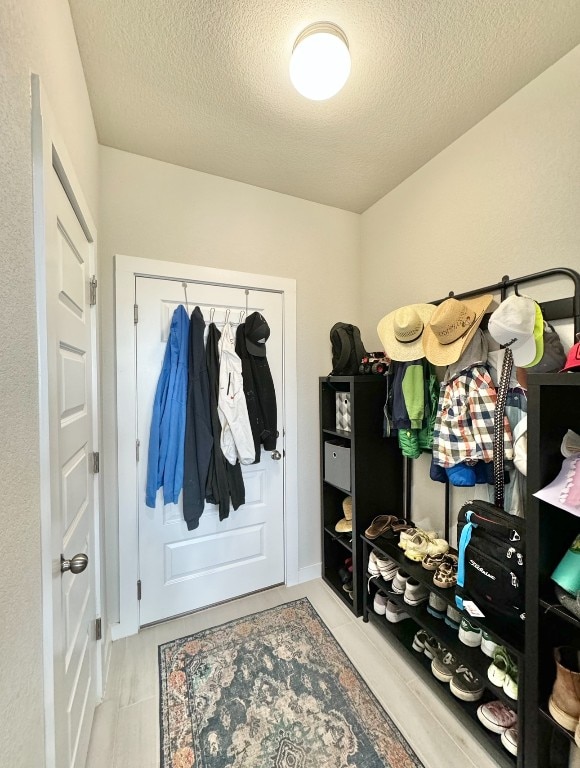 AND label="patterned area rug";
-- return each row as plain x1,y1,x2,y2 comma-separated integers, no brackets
159,598,424,768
